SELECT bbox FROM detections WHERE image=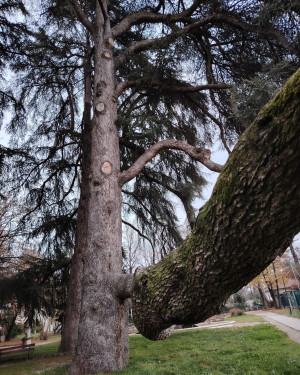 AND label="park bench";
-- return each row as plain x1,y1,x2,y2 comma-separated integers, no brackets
0,343,35,361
